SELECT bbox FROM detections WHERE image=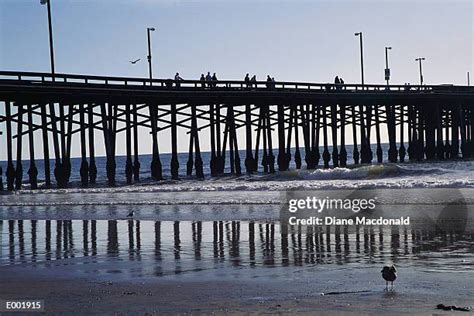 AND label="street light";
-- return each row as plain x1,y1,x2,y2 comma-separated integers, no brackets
354,32,364,85
40,0,55,79
147,27,156,84
384,46,392,86
415,57,426,85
